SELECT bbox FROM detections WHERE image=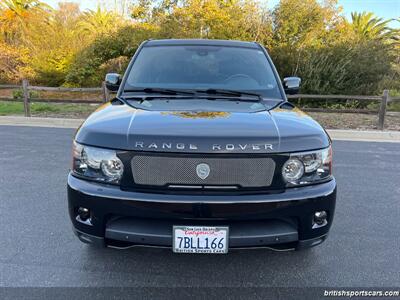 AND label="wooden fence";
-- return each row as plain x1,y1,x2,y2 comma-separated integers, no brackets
0,80,399,130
